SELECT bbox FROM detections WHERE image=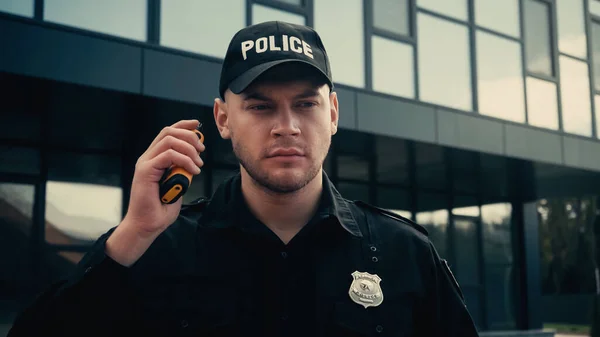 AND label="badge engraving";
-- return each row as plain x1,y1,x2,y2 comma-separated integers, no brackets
349,271,384,308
